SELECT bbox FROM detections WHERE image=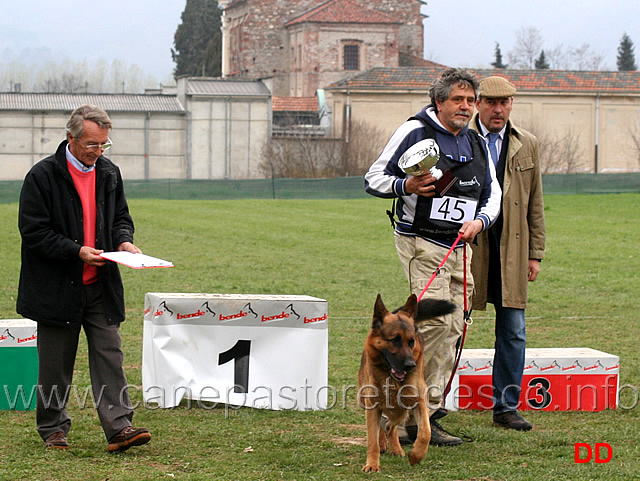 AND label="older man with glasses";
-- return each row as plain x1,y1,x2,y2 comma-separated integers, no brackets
17,104,151,452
